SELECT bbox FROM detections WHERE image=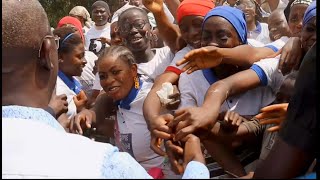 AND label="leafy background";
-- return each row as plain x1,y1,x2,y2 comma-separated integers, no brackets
39,0,120,27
